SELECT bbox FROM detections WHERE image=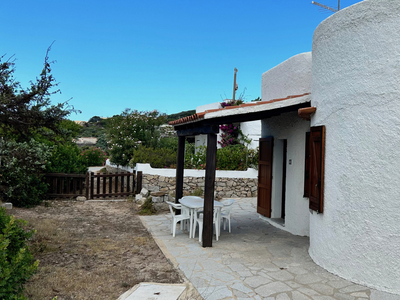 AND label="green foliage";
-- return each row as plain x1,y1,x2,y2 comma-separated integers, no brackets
0,139,52,207
95,134,108,152
80,147,107,167
0,50,77,142
138,197,156,215
190,188,204,197
0,50,81,207
57,120,82,141
158,137,178,152
184,144,259,171
106,109,167,166
46,143,87,174
166,110,196,123
130,145,176,168
0,208,38,299
184,145,206,169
